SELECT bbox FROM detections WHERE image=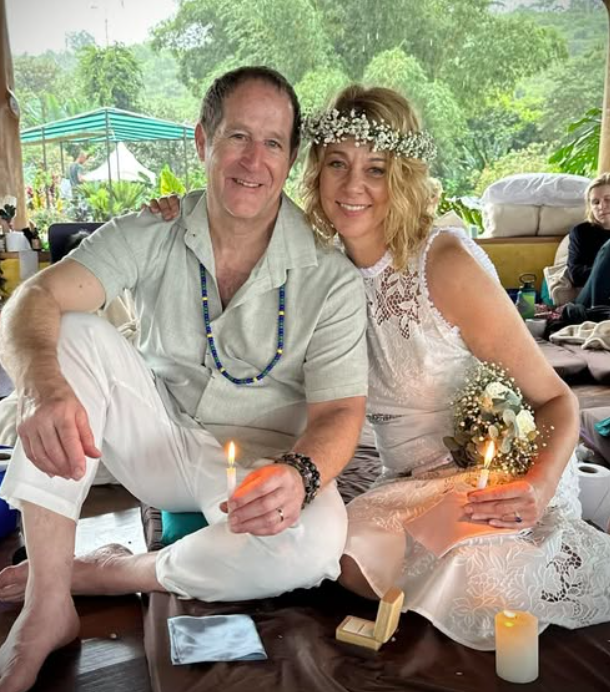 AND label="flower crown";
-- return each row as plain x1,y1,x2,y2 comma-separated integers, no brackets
302,108,437,163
